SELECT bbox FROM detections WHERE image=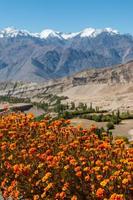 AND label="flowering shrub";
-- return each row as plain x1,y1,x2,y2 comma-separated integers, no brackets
0,112,132,199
